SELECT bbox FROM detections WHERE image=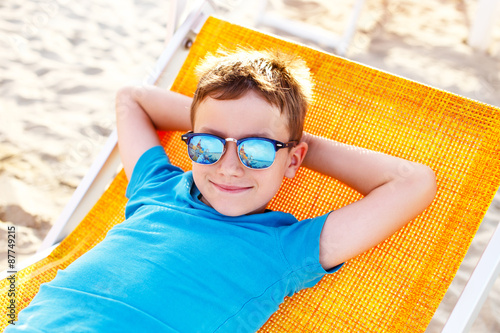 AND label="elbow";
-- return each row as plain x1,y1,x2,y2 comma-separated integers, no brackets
115,85,157,130
115,86,133,116
412,163,437,208
115,85,144,118
423,164,437,201
116,86,135,100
